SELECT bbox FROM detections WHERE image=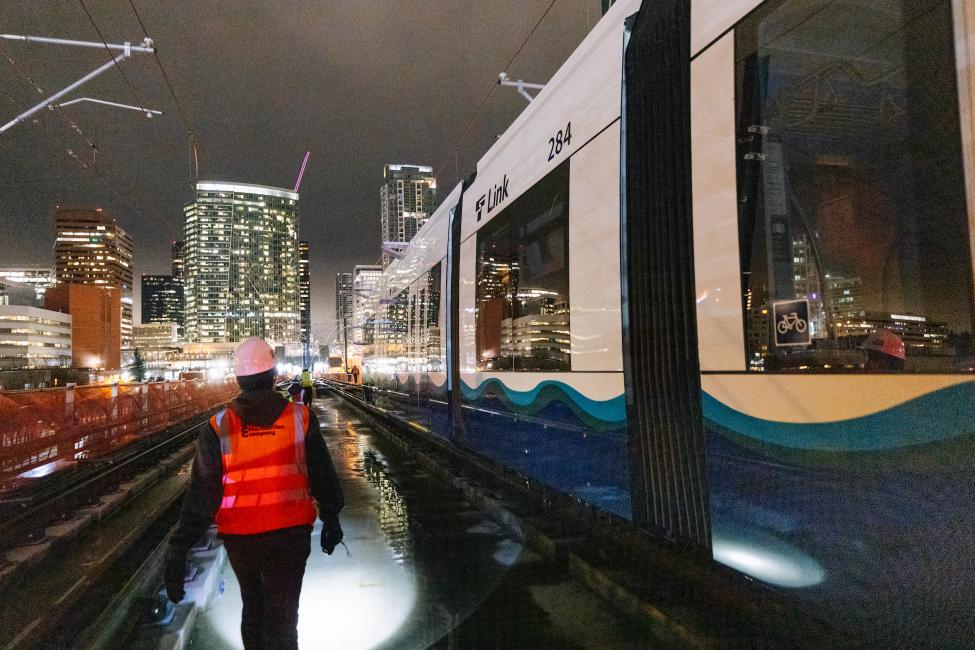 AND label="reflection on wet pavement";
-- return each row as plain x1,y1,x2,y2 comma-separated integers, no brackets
192,396,651,649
